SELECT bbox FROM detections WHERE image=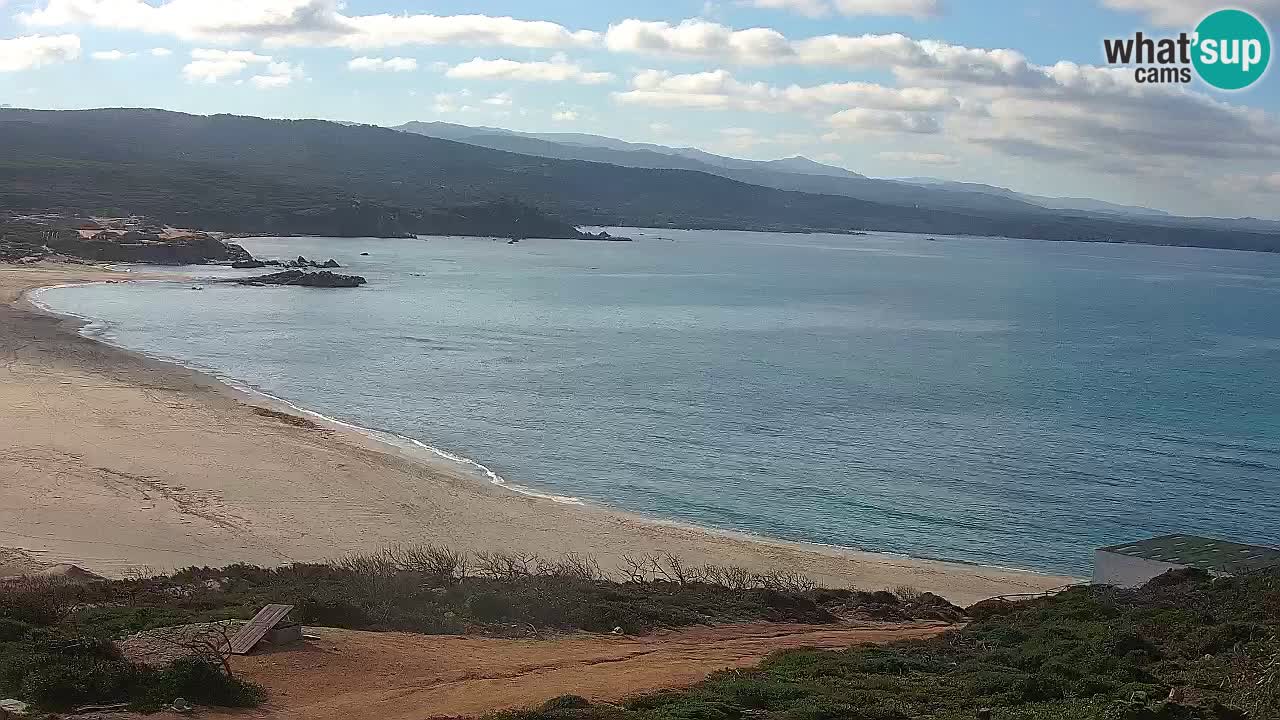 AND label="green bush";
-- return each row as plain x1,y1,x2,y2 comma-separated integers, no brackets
468,589,515,621
143,657,263,709
18,657,139,709
0,587,65,626
711,675,810,709
540,695,593,711
482,569,1278,720
0,626,260,712
296,595,369,627
0,618,33,642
